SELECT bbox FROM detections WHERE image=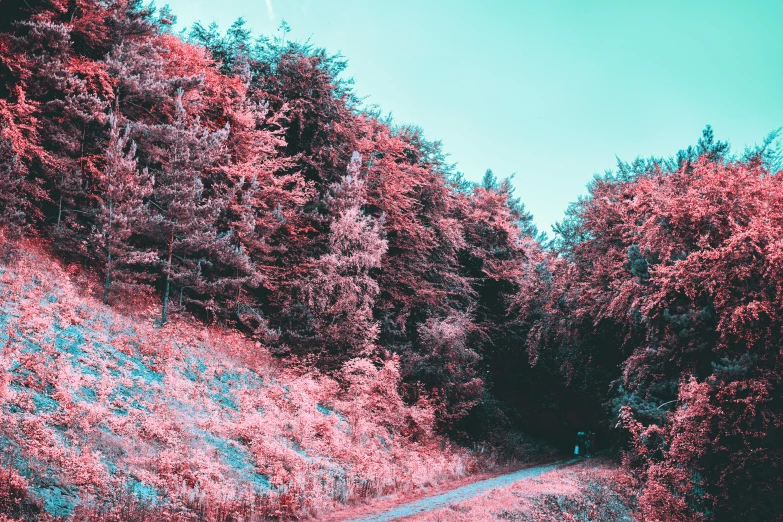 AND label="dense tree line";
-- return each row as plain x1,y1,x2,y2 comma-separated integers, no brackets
1,2,781,519
0,0,545,440
518,128,783,520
